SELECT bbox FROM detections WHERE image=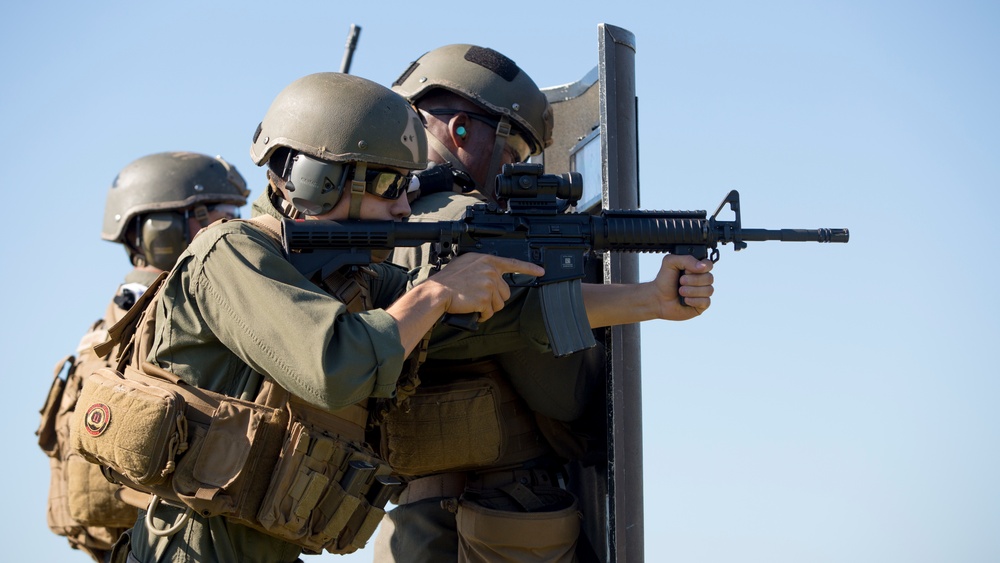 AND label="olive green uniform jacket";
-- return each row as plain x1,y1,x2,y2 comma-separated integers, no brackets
127,192,550,563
